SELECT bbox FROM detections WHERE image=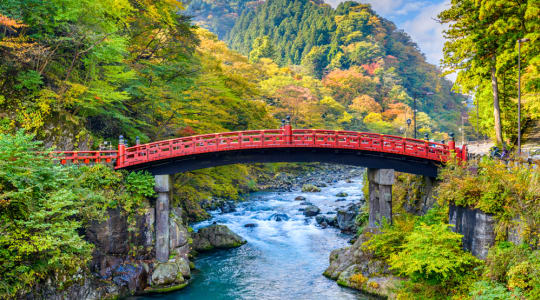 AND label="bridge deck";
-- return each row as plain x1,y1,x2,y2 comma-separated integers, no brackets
51,127,467,171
